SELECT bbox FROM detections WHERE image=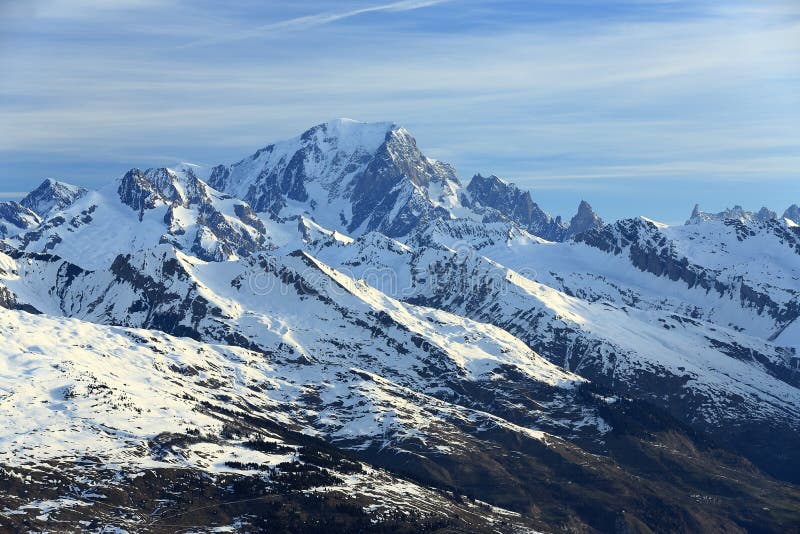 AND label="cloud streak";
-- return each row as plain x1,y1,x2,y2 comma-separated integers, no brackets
1,0,798,221
182,0,452,47
262,0,452,30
